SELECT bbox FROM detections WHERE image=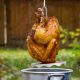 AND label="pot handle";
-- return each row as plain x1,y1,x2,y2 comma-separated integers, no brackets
47,74,65,80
